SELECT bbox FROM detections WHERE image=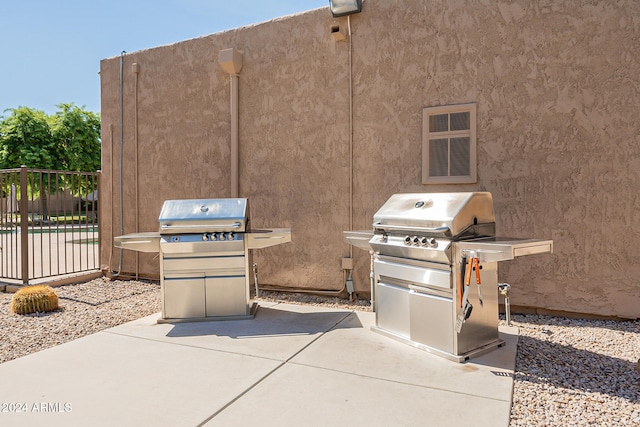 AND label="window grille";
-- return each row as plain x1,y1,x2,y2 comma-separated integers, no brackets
422,103,477,184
